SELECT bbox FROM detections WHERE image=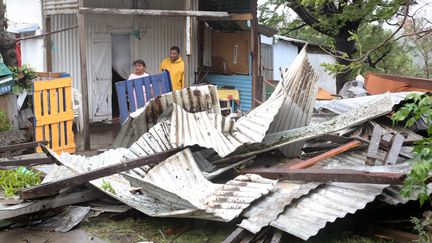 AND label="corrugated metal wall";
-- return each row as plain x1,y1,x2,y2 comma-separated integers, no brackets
207,74,252,112
261,43,273,81
307,53,337,93
51,0,199,121
272,41,298,81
